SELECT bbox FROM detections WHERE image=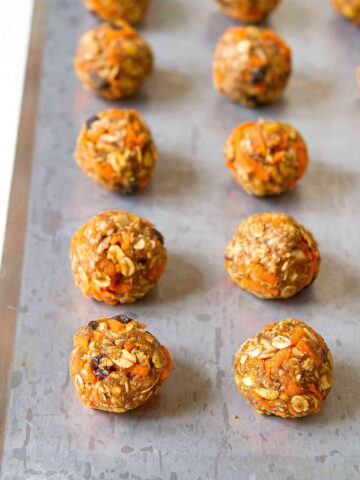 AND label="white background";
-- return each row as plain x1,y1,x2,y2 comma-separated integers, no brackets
0,1,34,264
